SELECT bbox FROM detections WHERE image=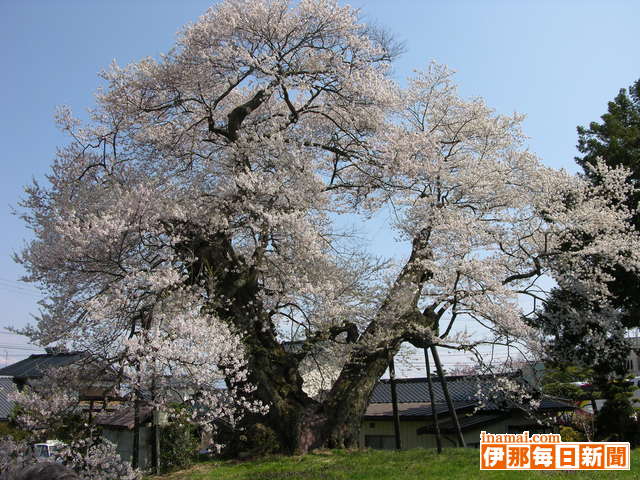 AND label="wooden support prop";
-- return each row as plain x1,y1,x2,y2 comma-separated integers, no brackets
430,345,466,448
388,353,402,450
423,346,442,453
